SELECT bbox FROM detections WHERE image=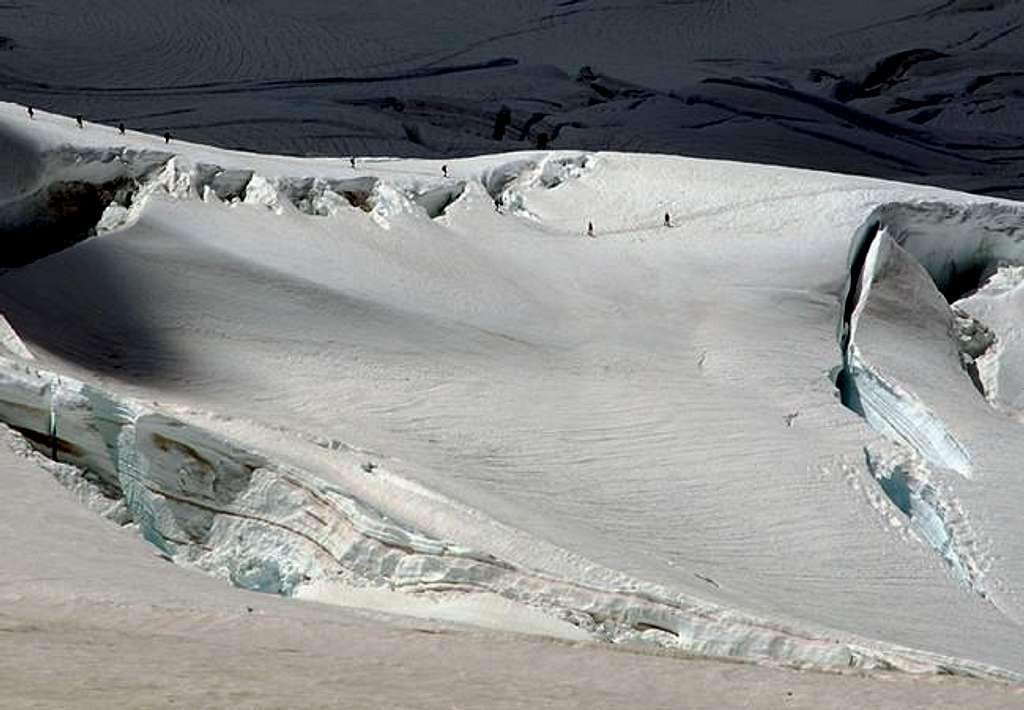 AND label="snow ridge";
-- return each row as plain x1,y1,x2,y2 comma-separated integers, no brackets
2,145,601,265
1,144,490,266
